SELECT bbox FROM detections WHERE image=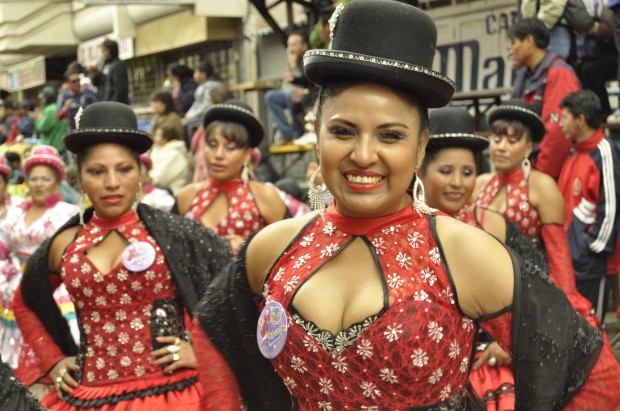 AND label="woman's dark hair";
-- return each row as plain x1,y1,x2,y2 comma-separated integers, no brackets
76,144,141,173
315,77,430,133
508,18,550,49
151,91,178,114
204,120,250,148
102,38,119,59
5,151,20,164
170,64,194,81
157,124,180,142
197,62,215,77
491,118,534,142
